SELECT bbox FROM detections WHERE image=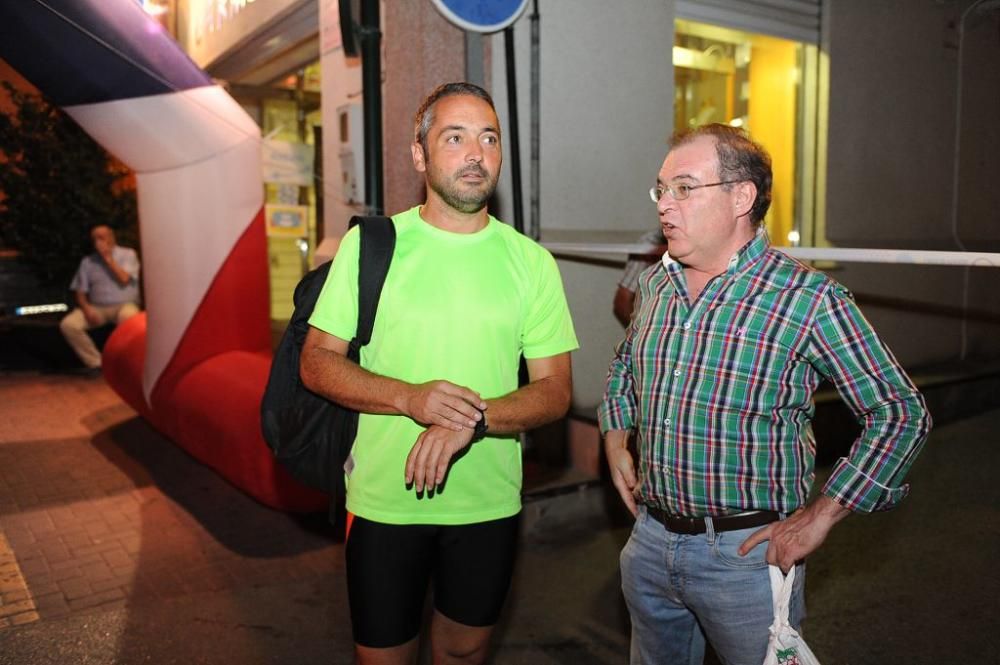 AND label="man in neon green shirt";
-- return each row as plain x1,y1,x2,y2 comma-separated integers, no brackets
301,82,578,665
